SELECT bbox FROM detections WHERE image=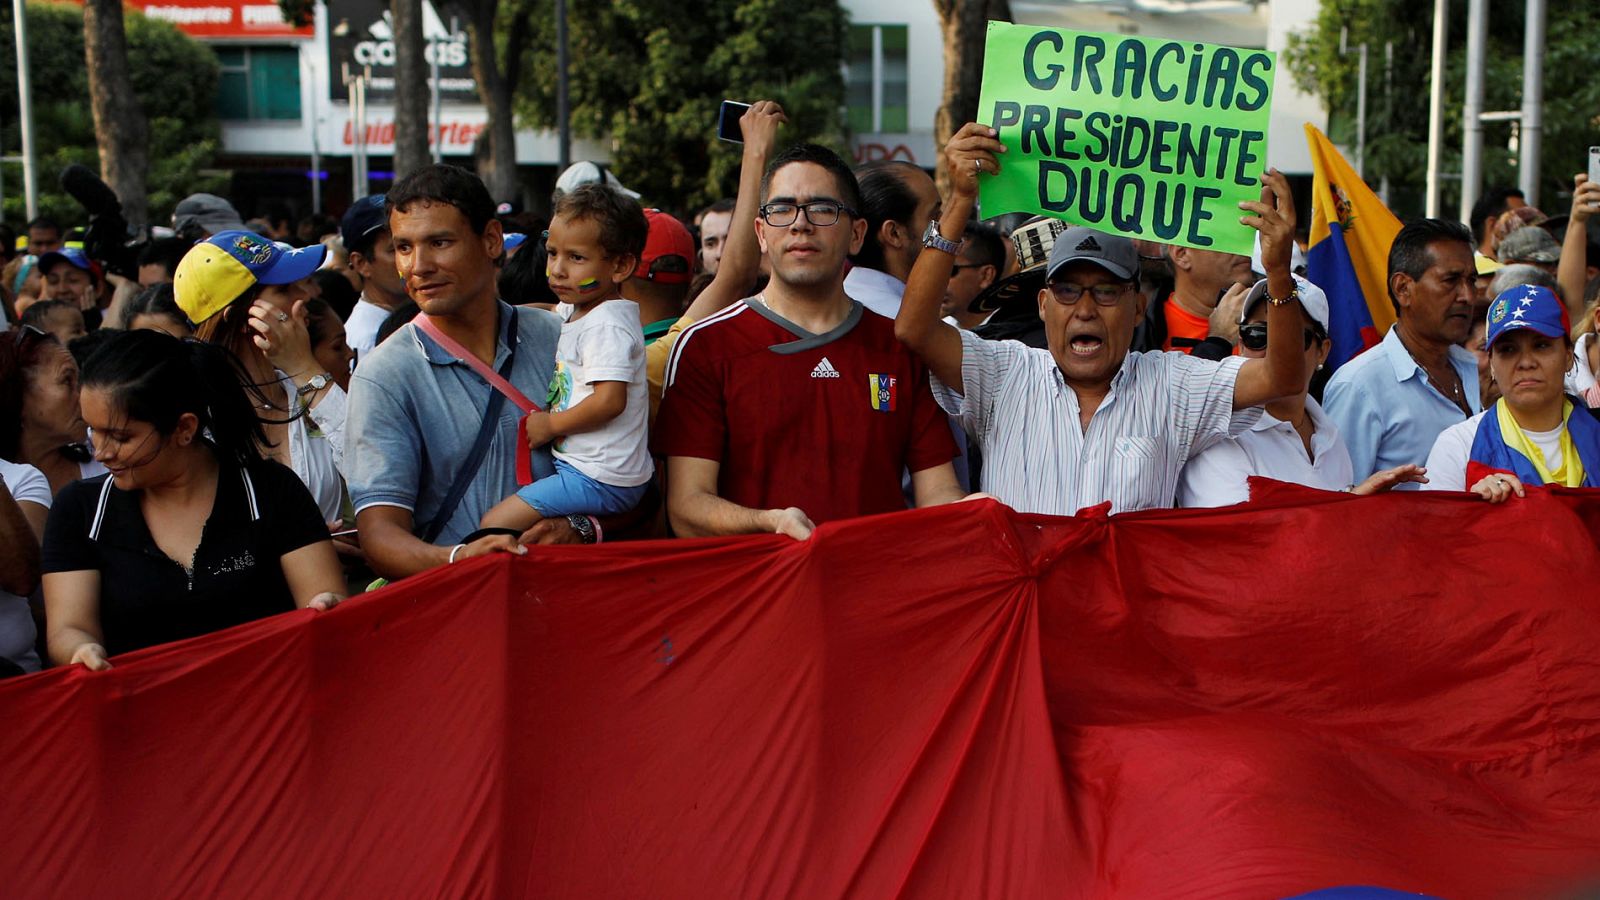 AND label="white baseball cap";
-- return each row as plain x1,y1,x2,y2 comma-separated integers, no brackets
554,161,640,200
1239,273,1330,333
